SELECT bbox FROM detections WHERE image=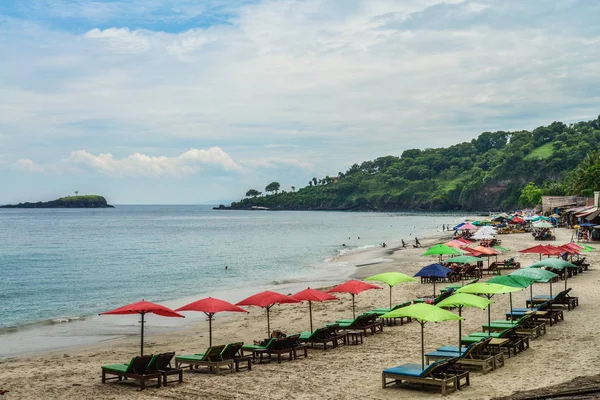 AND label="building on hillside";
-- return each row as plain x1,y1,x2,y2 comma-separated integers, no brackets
541,196,589,214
